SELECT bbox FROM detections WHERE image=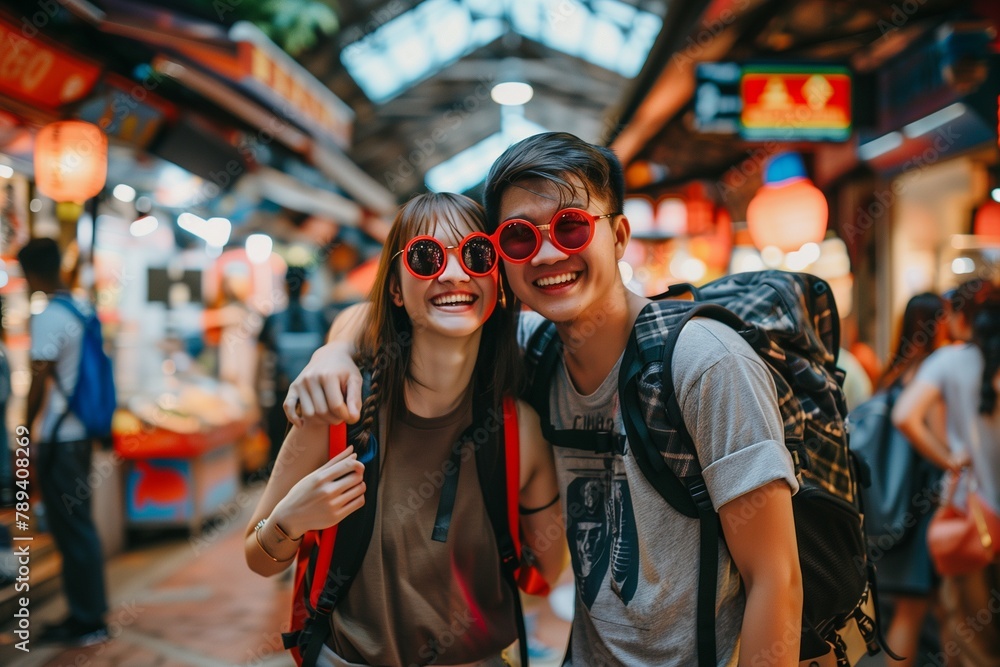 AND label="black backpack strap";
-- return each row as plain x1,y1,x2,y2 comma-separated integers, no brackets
525,320,630,453
658,304,754,449
616,318,714,667
524,320,561,443
618,324,698,518
46,295,85,438
627,303,753,667
298,371,380,667
663,304,759,667
473,387,529,667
